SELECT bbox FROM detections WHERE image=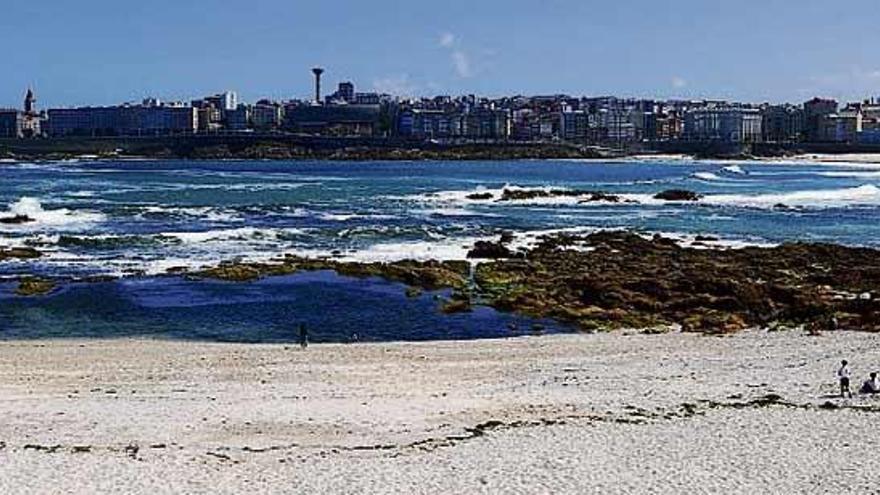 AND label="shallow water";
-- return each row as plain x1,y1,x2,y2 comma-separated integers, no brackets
2,158,879,341
0,271,562,342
